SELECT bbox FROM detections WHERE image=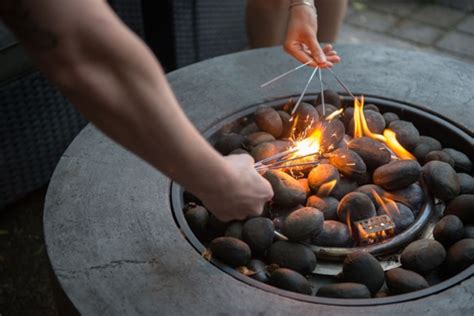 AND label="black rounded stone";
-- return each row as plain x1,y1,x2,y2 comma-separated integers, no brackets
246,131,276,148
364,103,380,112
349,110,386,135
355,184,386,208
225,222,243,240
330,178,358,200
264,170,307,207
386,183,425,214
315,103,339,117
422,161,460,201
389,120,420,149
270,268,312,295
445,194,474,225
348,137,391,170
401,239,446,273
292,102,319,137
316,89,341,108
464,225,474,239
255,106,283,138
424,150,455,167
282,207,324,241
458,173,474,194
338,192,377,224
247,259,270,283
207,214,228,236
311,220,353,247
278,110,292,139
316,283,371,299
230,148,250,155
319,120,346,152
184,204,209,236
267,241,317,275
242,217,275,254
209,237,251,267
445,239,474,276
373,160,421,190
377,202,415,234
342,107,354,128
328,148,367,177
382,112,400,127
416,136,442,151
307,164,340,193
386,268,429,294
433,215,464,248
306,195,339,220
443,148,472,173
241,121,260,135
342,251,385,294
413,143,433,162
214,133,246,155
